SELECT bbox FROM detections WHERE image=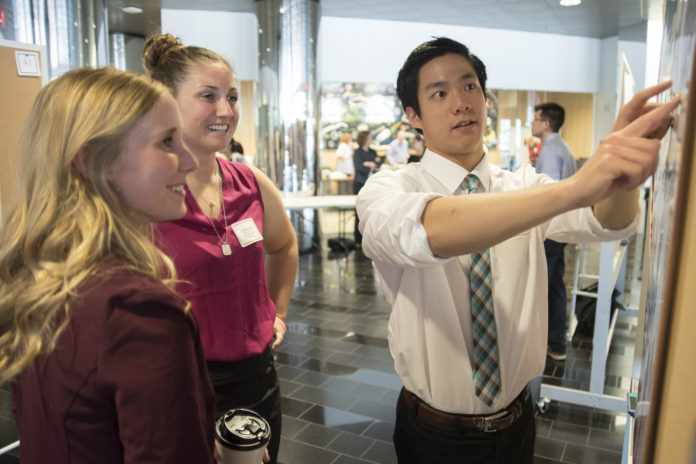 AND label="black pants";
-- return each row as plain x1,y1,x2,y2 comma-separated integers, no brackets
544,239,568,354
393,390,535,463
207,345,282,464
